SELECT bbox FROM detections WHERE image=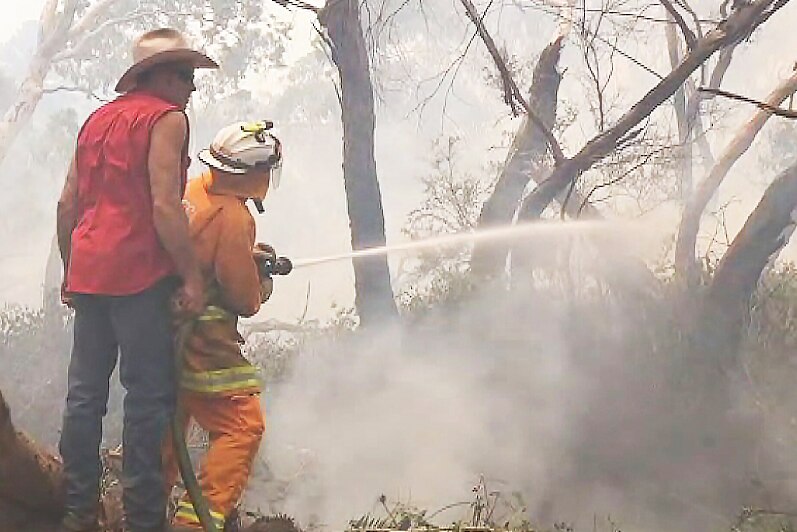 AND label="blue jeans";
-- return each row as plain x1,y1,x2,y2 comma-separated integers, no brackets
59,278,177,531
